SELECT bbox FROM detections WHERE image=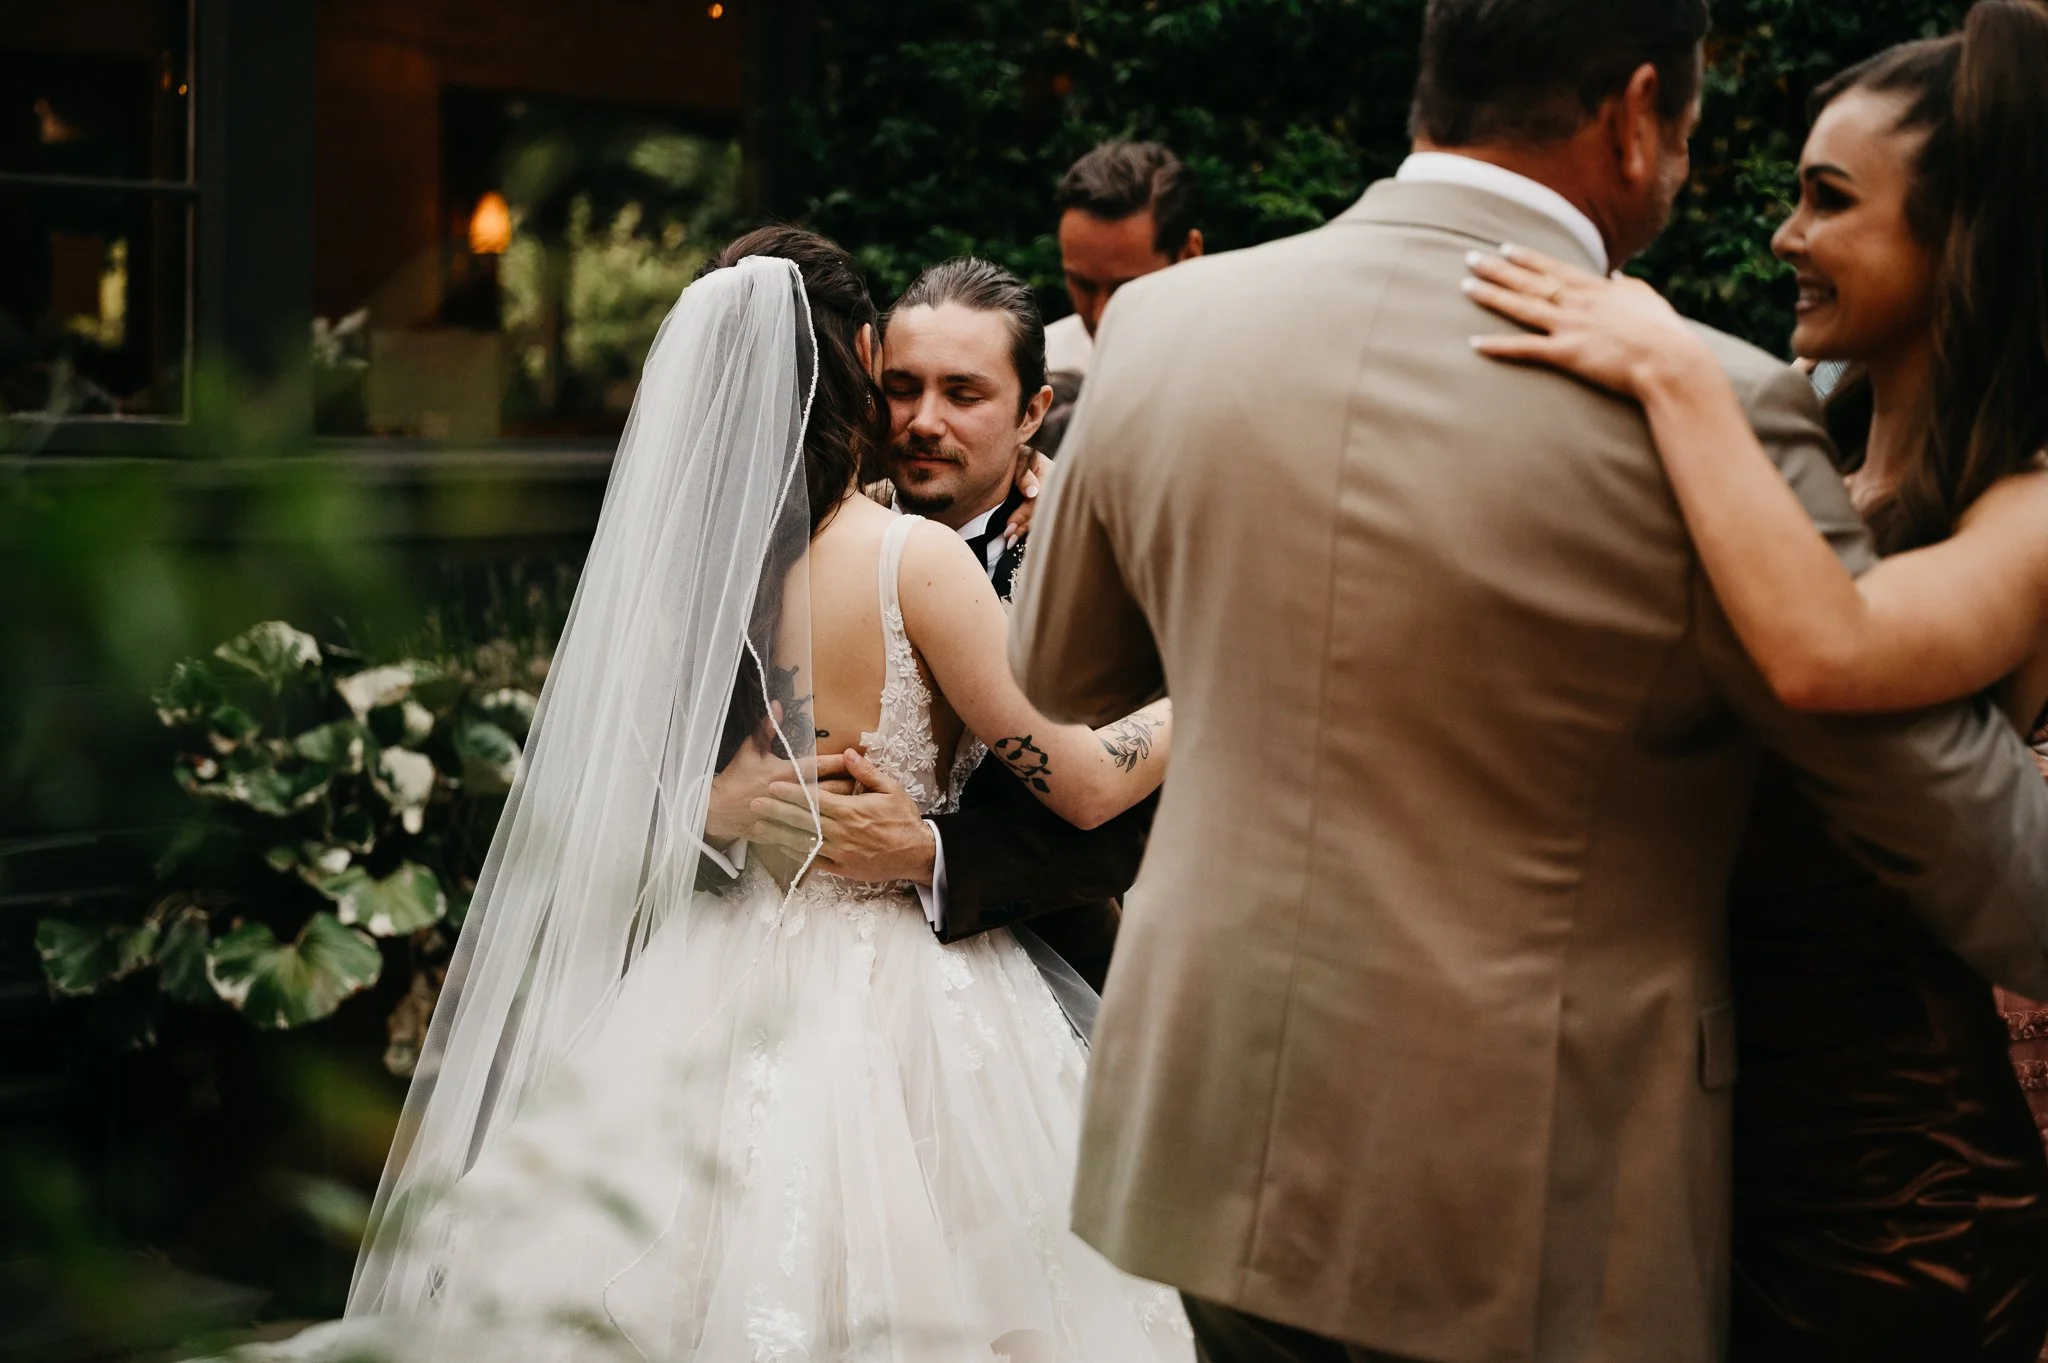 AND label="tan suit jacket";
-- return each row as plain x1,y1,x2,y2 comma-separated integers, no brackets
1010,179,2048,1363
